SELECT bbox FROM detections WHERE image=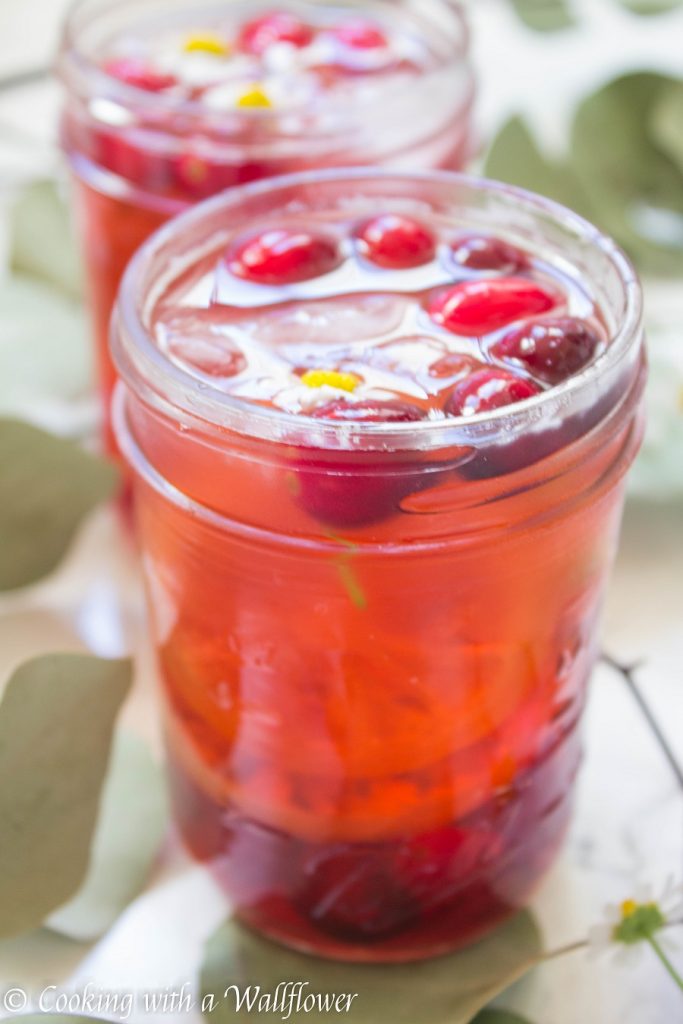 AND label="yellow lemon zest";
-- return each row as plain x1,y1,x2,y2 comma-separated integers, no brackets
236,85,273,109
301,370,360,393
183,33,231,56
